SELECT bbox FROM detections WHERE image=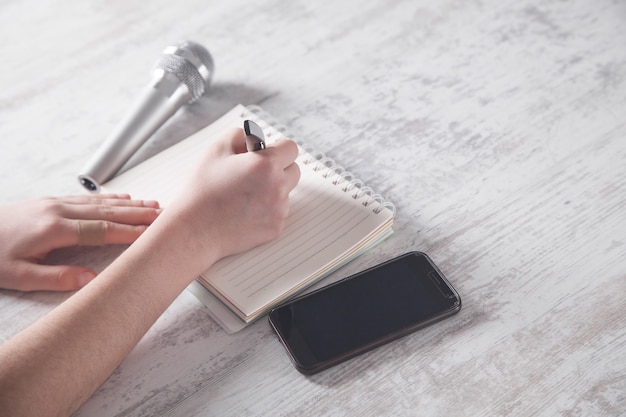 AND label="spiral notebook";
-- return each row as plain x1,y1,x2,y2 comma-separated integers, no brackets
102,105,395,333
